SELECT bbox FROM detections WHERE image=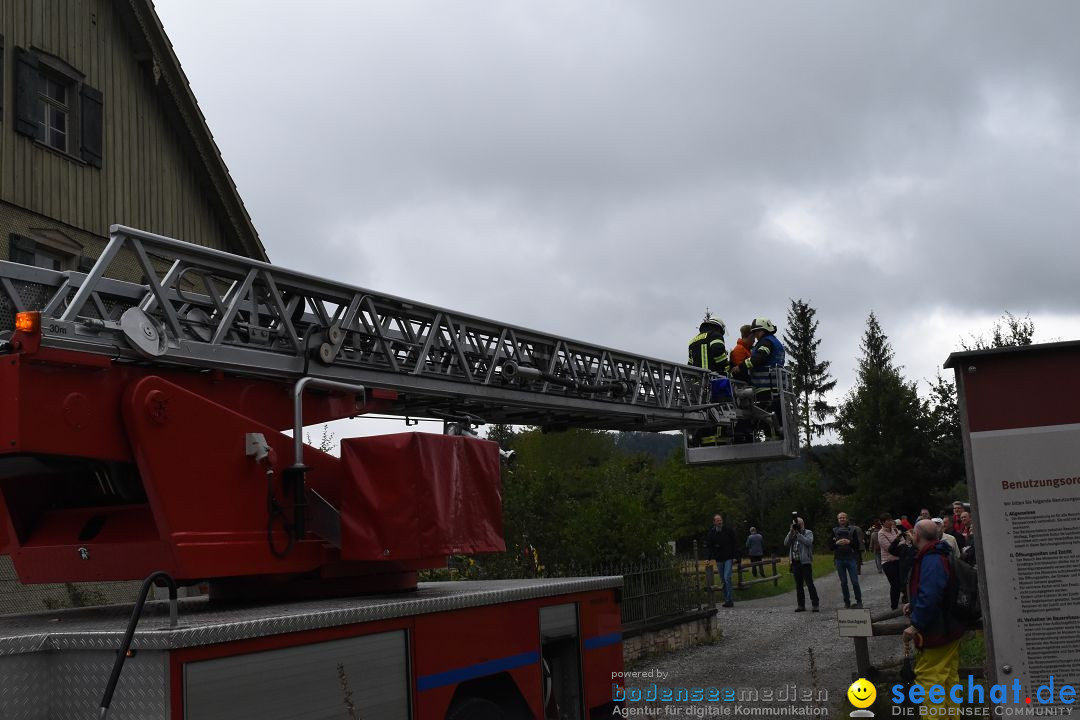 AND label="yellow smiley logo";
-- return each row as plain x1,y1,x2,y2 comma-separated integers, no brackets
848,678,876,709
